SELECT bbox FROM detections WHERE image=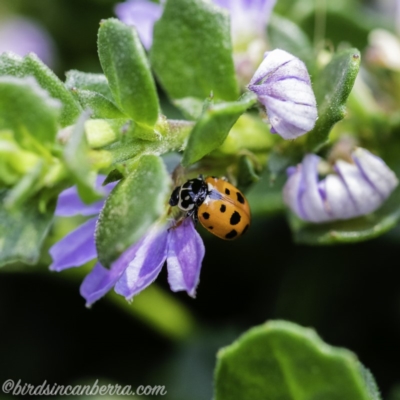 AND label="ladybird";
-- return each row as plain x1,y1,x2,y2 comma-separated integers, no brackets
169,176,251,240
